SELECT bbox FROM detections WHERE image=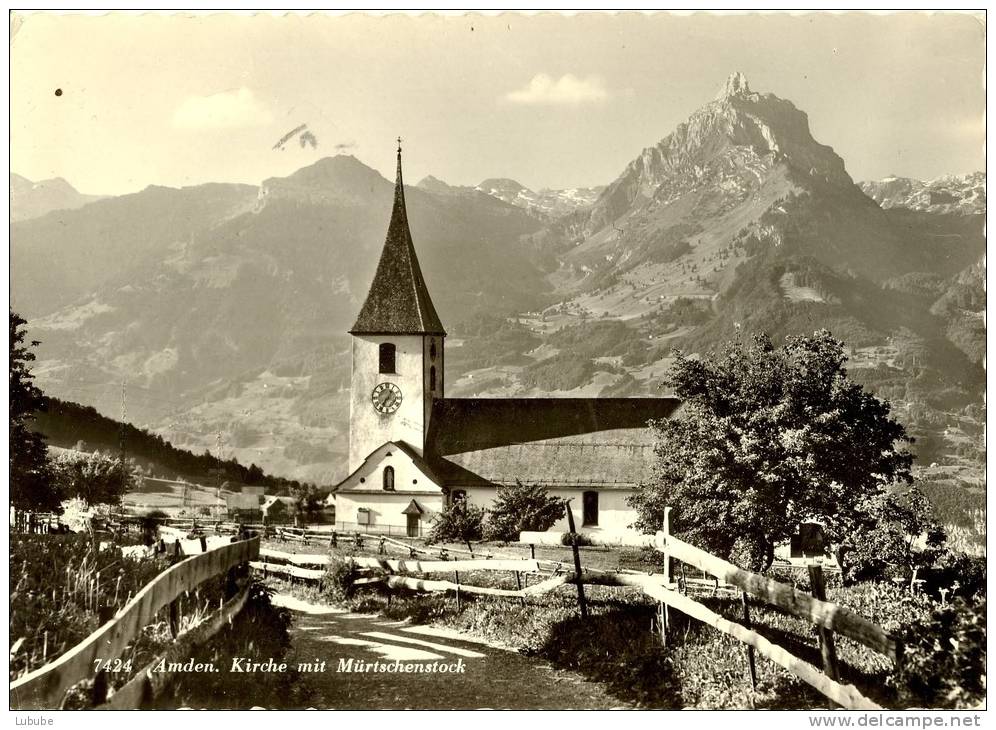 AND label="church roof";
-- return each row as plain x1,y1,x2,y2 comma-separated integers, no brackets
350,145,446,336
426,397,681,488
